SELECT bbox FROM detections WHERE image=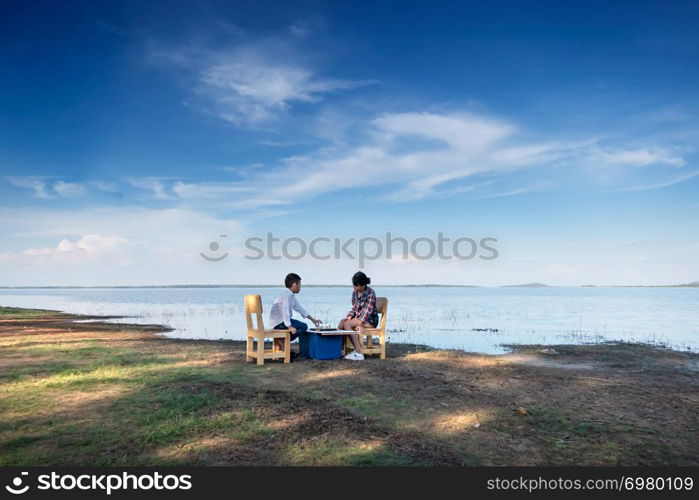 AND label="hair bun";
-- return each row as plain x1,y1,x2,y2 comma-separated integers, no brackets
352,271,371,286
